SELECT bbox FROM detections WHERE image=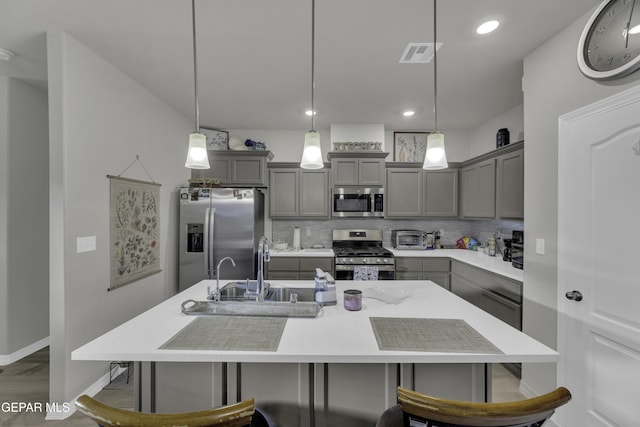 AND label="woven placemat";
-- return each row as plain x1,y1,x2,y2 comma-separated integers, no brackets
159,317,287,352
369,317,503,354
